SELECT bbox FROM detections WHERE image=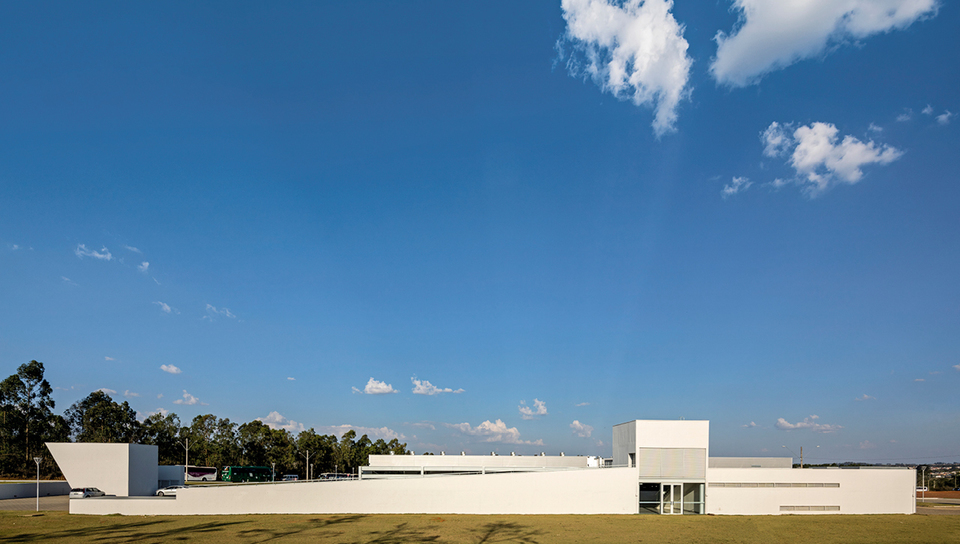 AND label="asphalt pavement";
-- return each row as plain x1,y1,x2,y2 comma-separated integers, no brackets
0,495,69,512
